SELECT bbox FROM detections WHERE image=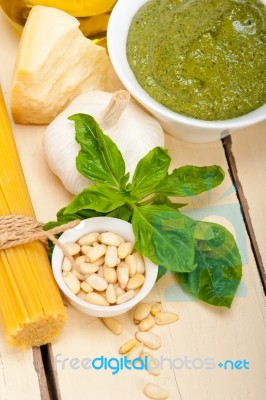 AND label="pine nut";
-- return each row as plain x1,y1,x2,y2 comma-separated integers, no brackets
125,254,137,277
72,268,86,281
143,383,168,400
105,245,118,268
99,232,124,246
97,266,104,278
139,315,155,332
126,342,143,360
155,312,179,325
135,332,161,350
104,266,117,284
79,262,99,274
78,232,99,246
134,303,151,321
86,244,107,262
65,242,81,256
61,230,146,307
85,292,110,306
80,281,94,293
76,290,87,301
116,289,135,304
93,256,105,266
140,352,160,376
118,242,134,259
119,339,137,355
81,245,92,255
127,273,145,290
117,262,129,288
151,302,162,316
62,256,72,272
86,273,108,291
75,255,87,265
95,290,107,299
135,253,145,274
102,317,122,335
115,286,125,297
106,284,117,304
134,288,141,296
63,272,80,294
